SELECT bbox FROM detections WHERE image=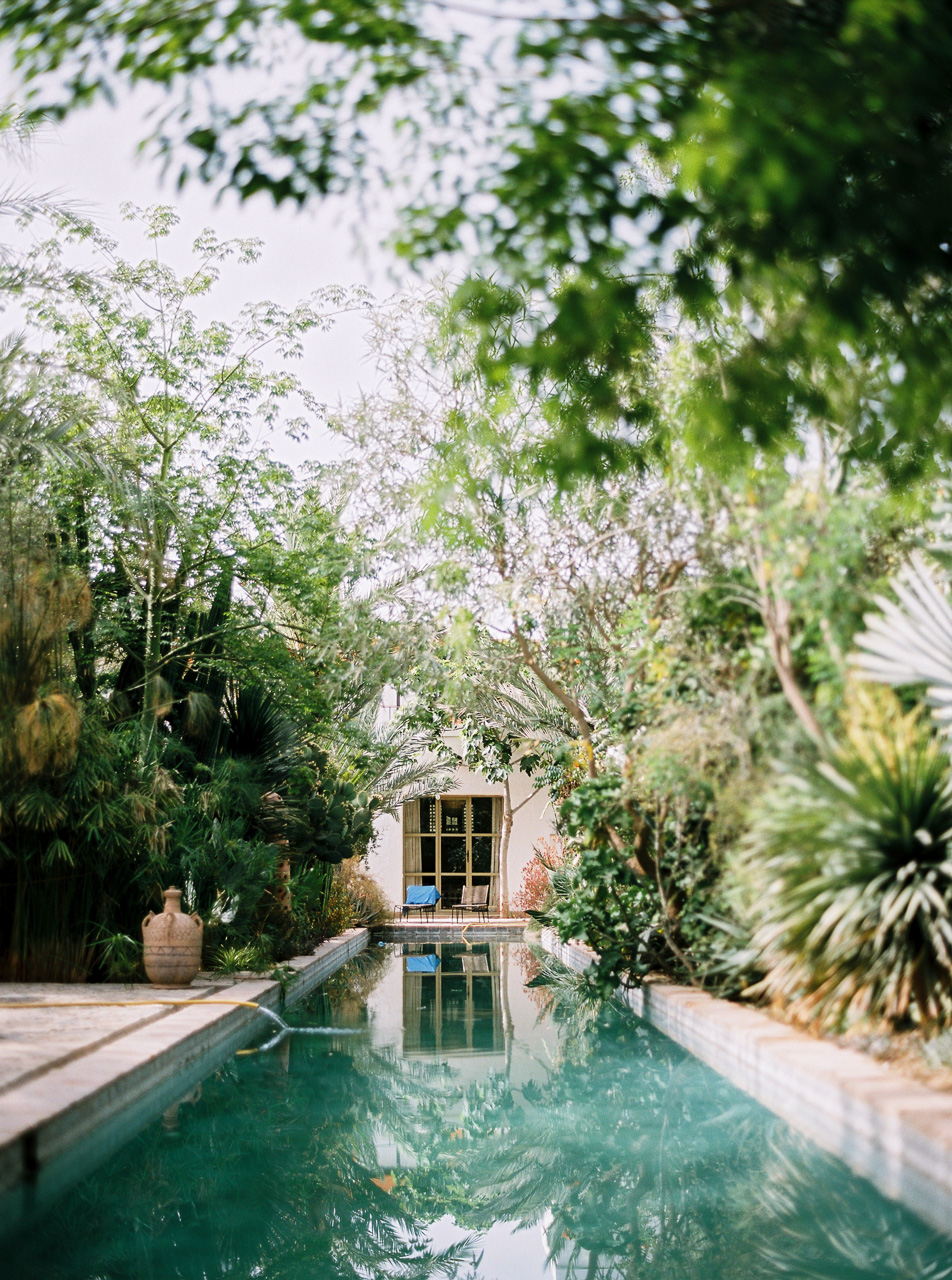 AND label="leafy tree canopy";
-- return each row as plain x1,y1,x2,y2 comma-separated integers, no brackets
3,2,952,478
